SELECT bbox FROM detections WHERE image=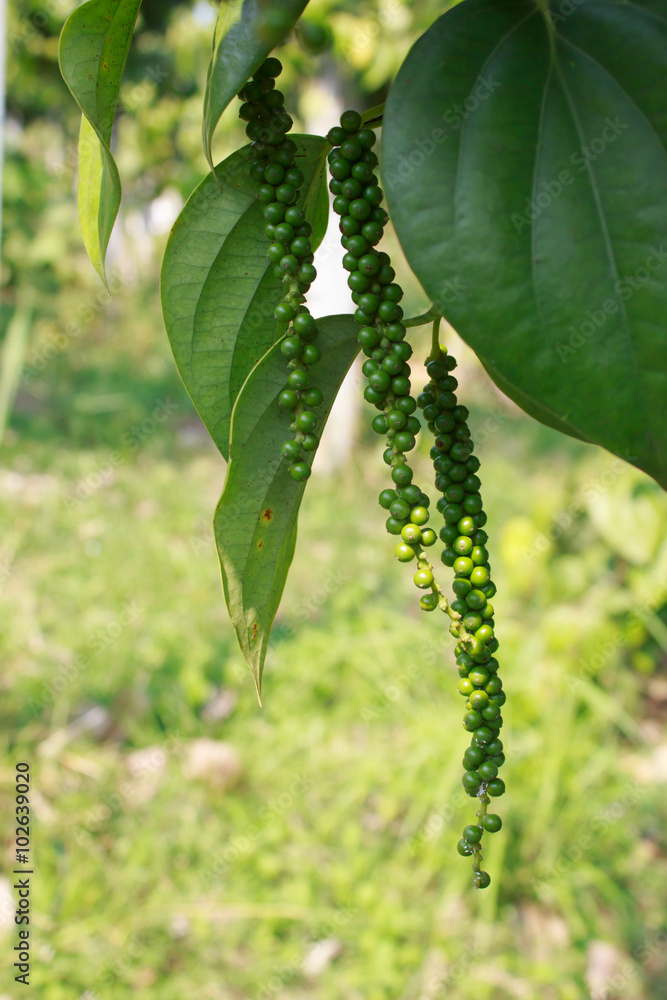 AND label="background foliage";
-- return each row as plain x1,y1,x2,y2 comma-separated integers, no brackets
2,1,667,998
